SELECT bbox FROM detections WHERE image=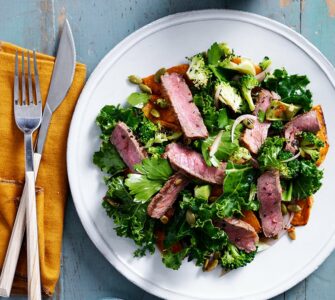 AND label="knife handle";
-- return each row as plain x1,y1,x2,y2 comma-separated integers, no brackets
26,170,41,300
0,153,41,298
